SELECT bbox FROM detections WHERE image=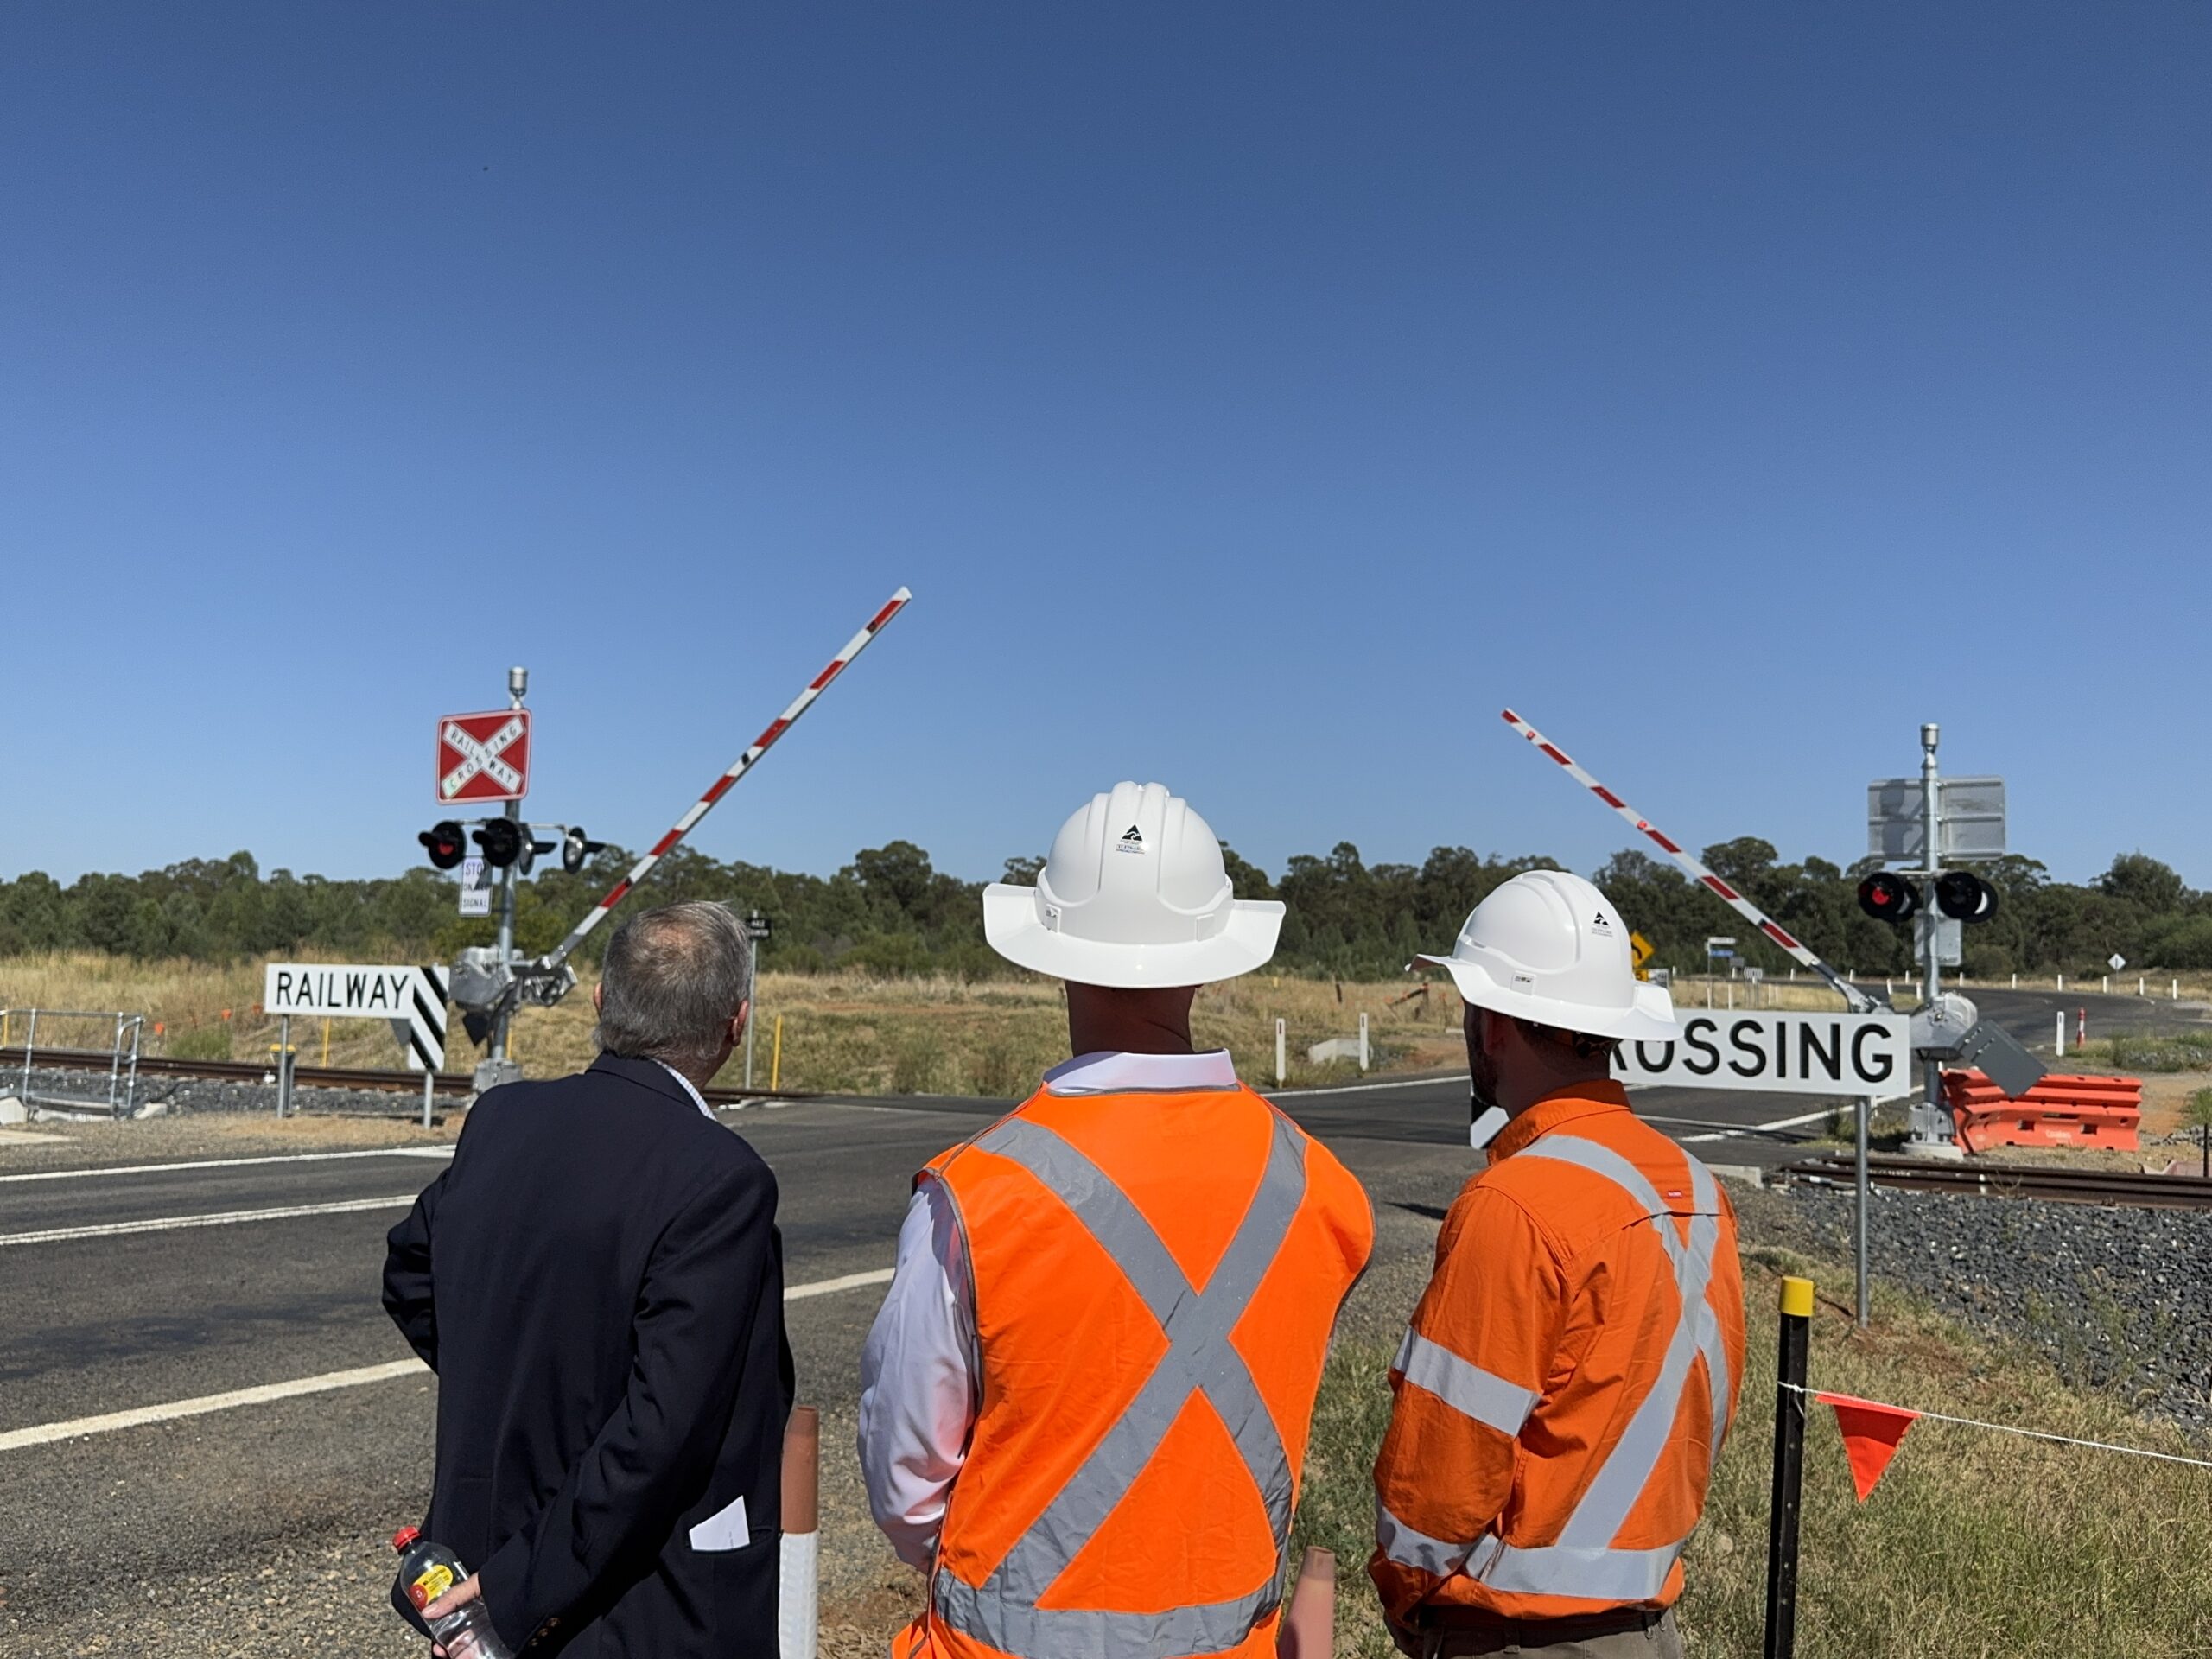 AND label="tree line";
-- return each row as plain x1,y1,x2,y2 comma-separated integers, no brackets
2,837,2208,980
